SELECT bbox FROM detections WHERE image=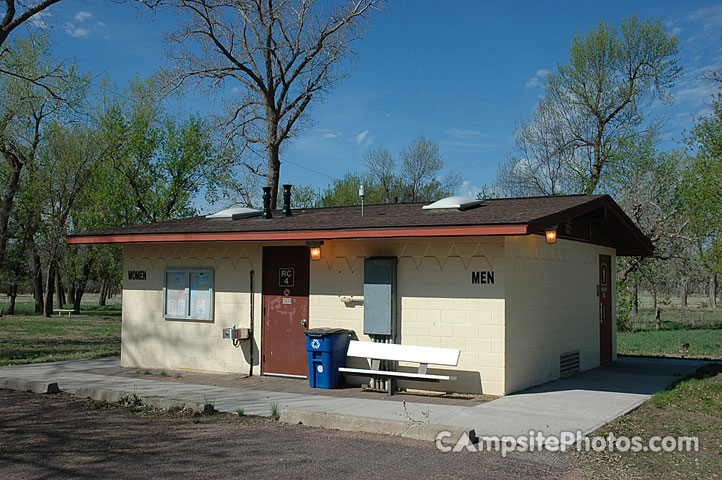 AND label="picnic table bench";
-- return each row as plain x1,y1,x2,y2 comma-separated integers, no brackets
338,340,460,395
54,308,74,317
